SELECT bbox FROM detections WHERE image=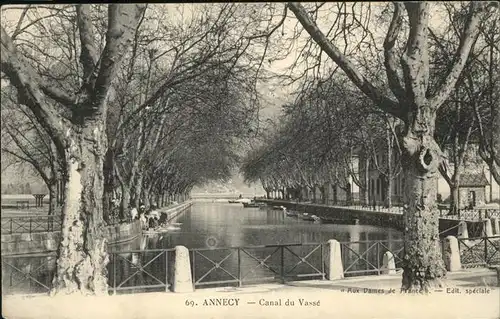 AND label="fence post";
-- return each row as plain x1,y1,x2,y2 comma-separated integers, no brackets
491,217,500,236
326,239,343,280
444,236,461,271
165,250,169,292
376,243,380,275
238,248,242,287
483,218,493,237
280,246,285,284
484,237,488,265
29,218,32,234
173,246,193,293
382,251,396,275
10,218,13,234
320,244,325,280
457,221,468,239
